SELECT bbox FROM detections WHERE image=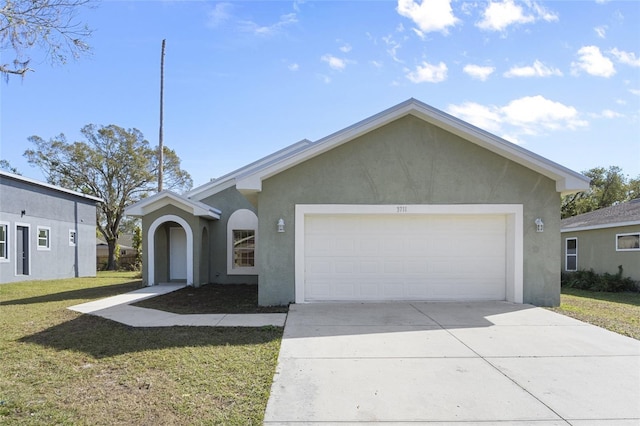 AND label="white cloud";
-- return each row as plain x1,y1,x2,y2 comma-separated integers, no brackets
463,64,495,81
382,35,403,63
599,109,623,119
406,61,448,83
371,60,383,68
396,0,460,34
629,89,640,96
208,2,233,27
339,43,352,53
321,54,348,71
610,48,640,67
239,12,297,36
594,25,607,38
501,96,587,132
504,60,563,78
447,95,588,139
571,45,616,77
288,63,299,71
476,0,557,32
447,102,502,132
